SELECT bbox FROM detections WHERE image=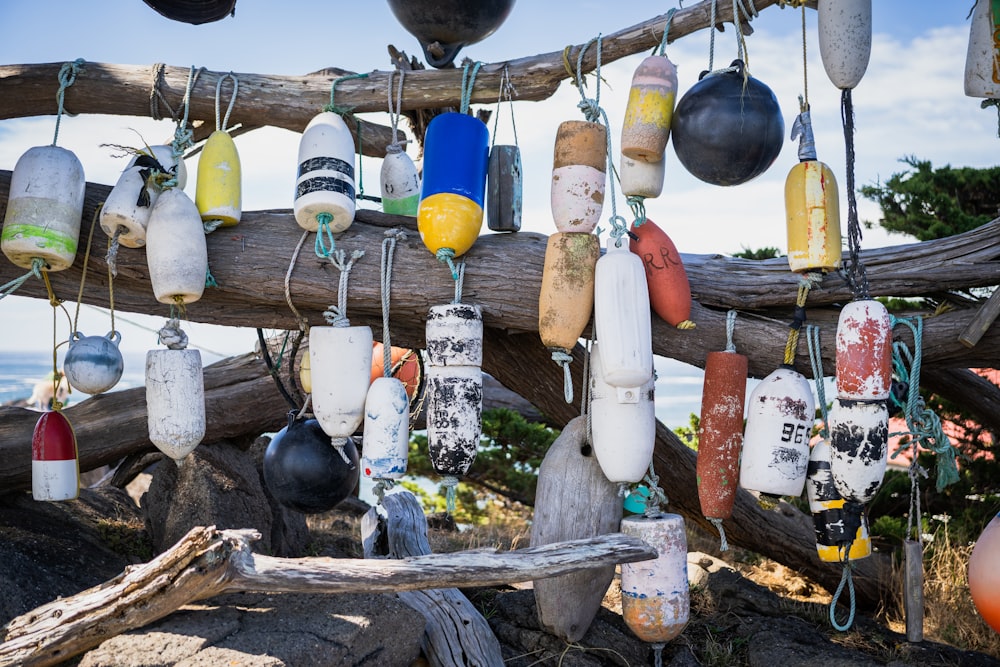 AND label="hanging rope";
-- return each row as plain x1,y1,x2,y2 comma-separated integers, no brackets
491,64,519,146
451,260,466,304
71,205,102,335
641,461,669,516
284,229,312,334
158,318,189,350
386,68,406,153
656,9,677,56
553,348,575,404
171,66,204,163
725,309,738,352
805,324,830,436
380,229,406,373
52,58,85,146
442,475,459,514
256,327,299,411
829,558,857,631
782,273,821,366
0,257,45,301
322,248,365,327
148,63,175,121
460,60,483,115
839,89,869,300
